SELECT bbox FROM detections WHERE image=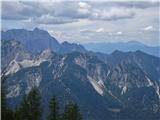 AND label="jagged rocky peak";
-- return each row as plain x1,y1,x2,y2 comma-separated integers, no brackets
40,49,55,59
62,41,81,46
60,41,87,53
33,27,41,31
61,41,70,45
2,28,61,53
2,28,89,54
33,27,50,35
